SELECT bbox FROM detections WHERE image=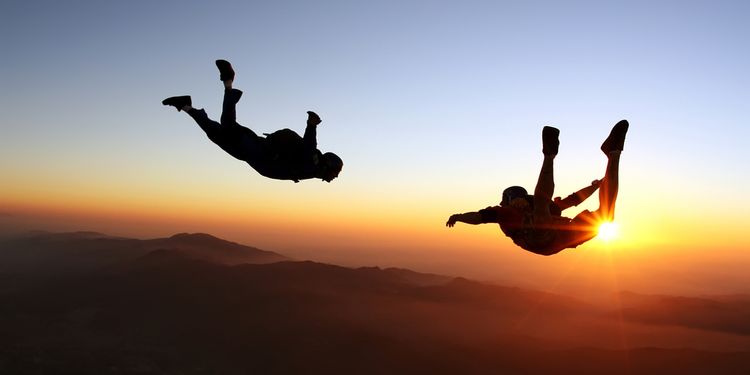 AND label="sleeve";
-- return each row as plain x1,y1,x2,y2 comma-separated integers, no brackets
478,206,513,223
478,206,497,222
